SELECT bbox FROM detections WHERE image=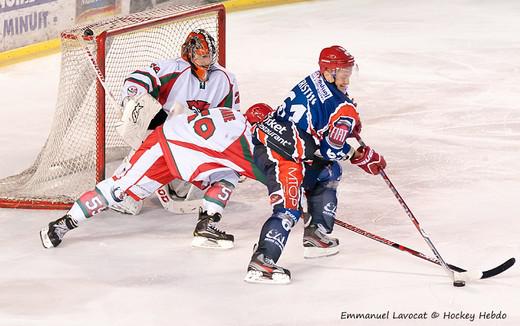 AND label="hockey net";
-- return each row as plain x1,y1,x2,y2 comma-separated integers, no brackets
0,4,226,209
